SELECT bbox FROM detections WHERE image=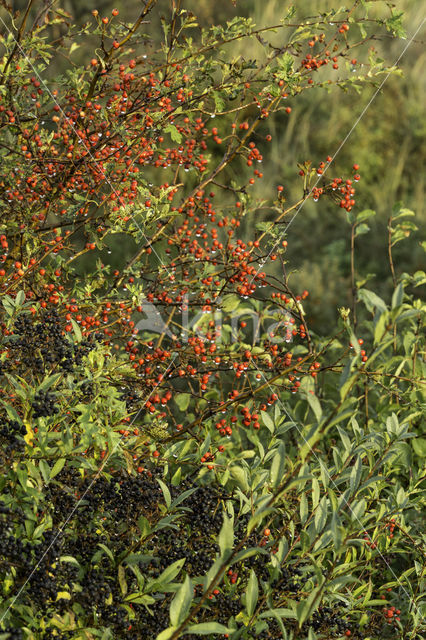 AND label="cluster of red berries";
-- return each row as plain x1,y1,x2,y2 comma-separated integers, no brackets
385,518,397,539
381,595,401,625
362,531,377,549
